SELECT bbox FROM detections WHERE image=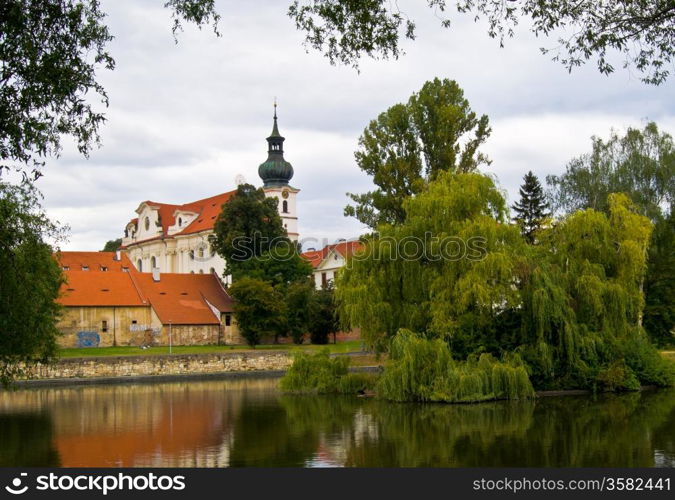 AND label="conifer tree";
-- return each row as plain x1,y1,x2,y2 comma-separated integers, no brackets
512,171,550,244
